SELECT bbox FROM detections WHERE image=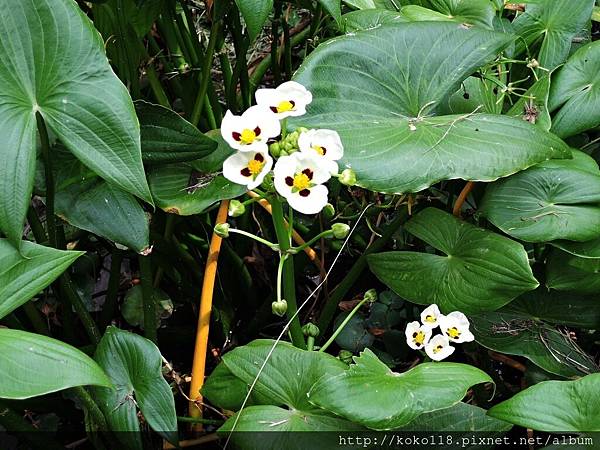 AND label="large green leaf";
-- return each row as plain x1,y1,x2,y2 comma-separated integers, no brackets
549,41,600,138
309,348,491,430
480,151,600,243
402,0,496,29
292,21,570,193
318,0,342,25
368,208,539,314
512,0,595,71
552,236,600,259
0,329,111,399
136,101,217,165
343,9,407,32
546,249,600,293
0,0,152,246
0,239,83,320
93,327,177,449
54,149,149,253
342,0,404,10
471,309,597,378
488,374,600,431
148,130,246,215
235,0,273,42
